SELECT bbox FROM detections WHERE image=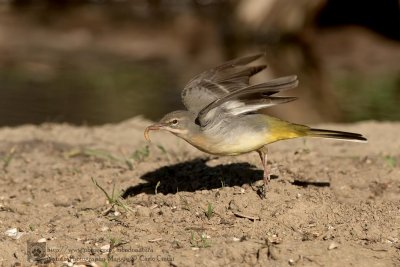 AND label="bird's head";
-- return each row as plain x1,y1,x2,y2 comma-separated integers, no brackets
144,110,198,141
